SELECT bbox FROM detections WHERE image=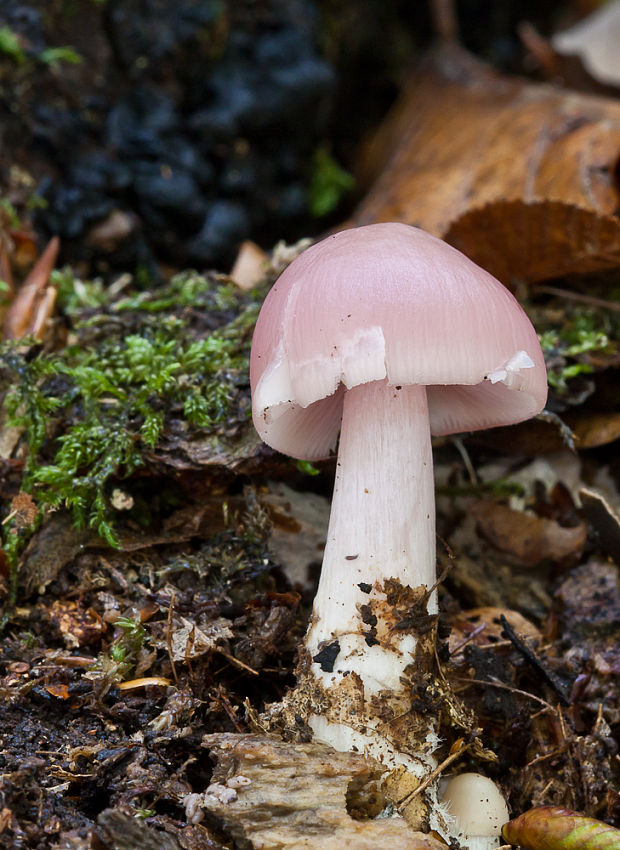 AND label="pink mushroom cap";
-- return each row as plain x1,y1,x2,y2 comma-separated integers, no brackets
250,223,547,460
